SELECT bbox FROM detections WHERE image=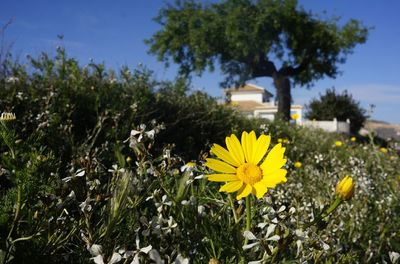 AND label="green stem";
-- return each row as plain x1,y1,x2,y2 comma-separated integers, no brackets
304,197,343,229
4,185,22,264
323,197,343,217
244,195,252,245
7,185,22,240
228,194,239,224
